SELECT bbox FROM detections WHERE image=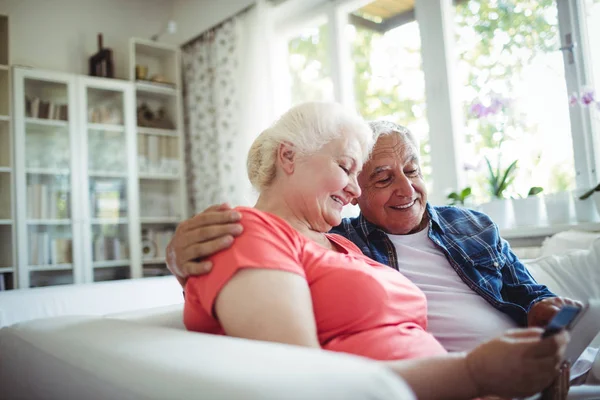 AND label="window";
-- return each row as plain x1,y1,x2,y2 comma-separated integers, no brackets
348,19,432,187
287,20,334,106
455,0,575,202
